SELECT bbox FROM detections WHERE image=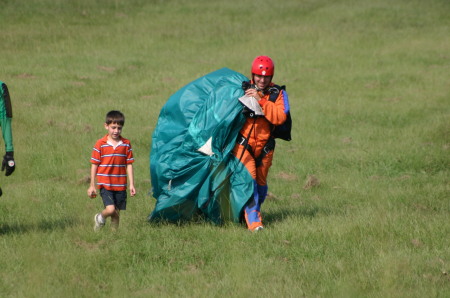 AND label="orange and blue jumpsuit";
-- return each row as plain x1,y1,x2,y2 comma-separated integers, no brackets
232,82,289,230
